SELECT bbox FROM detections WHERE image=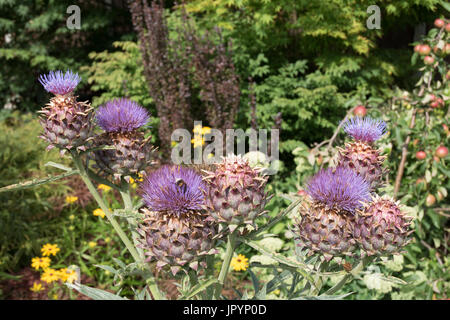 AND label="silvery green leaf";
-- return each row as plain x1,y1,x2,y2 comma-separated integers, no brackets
294,292,354,300
254,283,267,300
0,170,79,193
185,278,218,299
44,161,73,172
94,264,118,275
66,283,127,300
112,258,127,269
